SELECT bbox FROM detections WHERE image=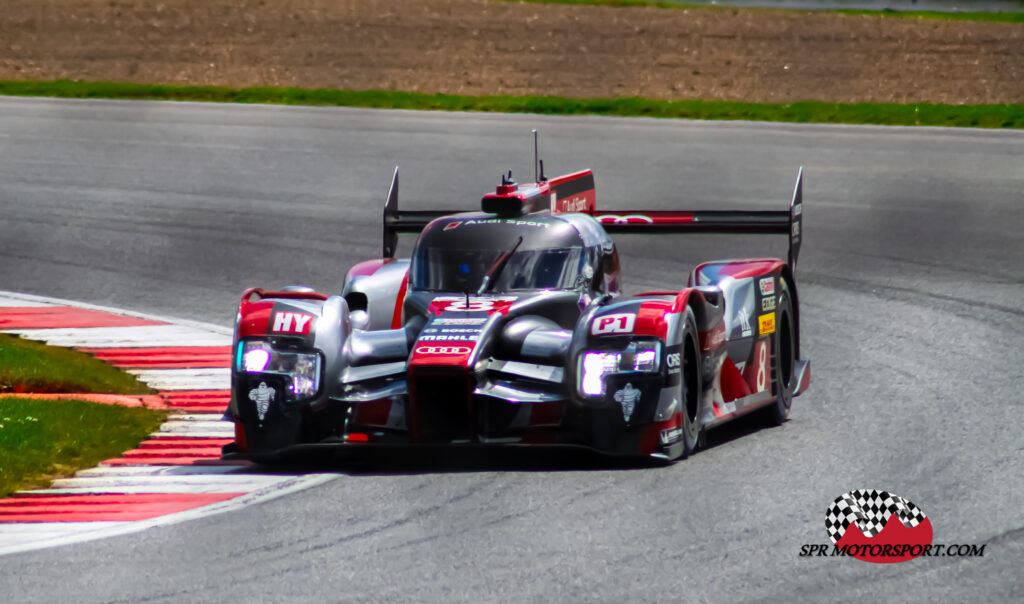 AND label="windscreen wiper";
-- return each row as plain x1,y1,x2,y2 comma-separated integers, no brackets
477,236,523,295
